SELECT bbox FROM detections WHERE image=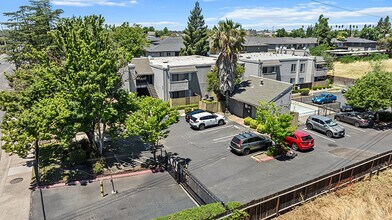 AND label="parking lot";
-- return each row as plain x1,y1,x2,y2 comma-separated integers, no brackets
163,116,392,204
